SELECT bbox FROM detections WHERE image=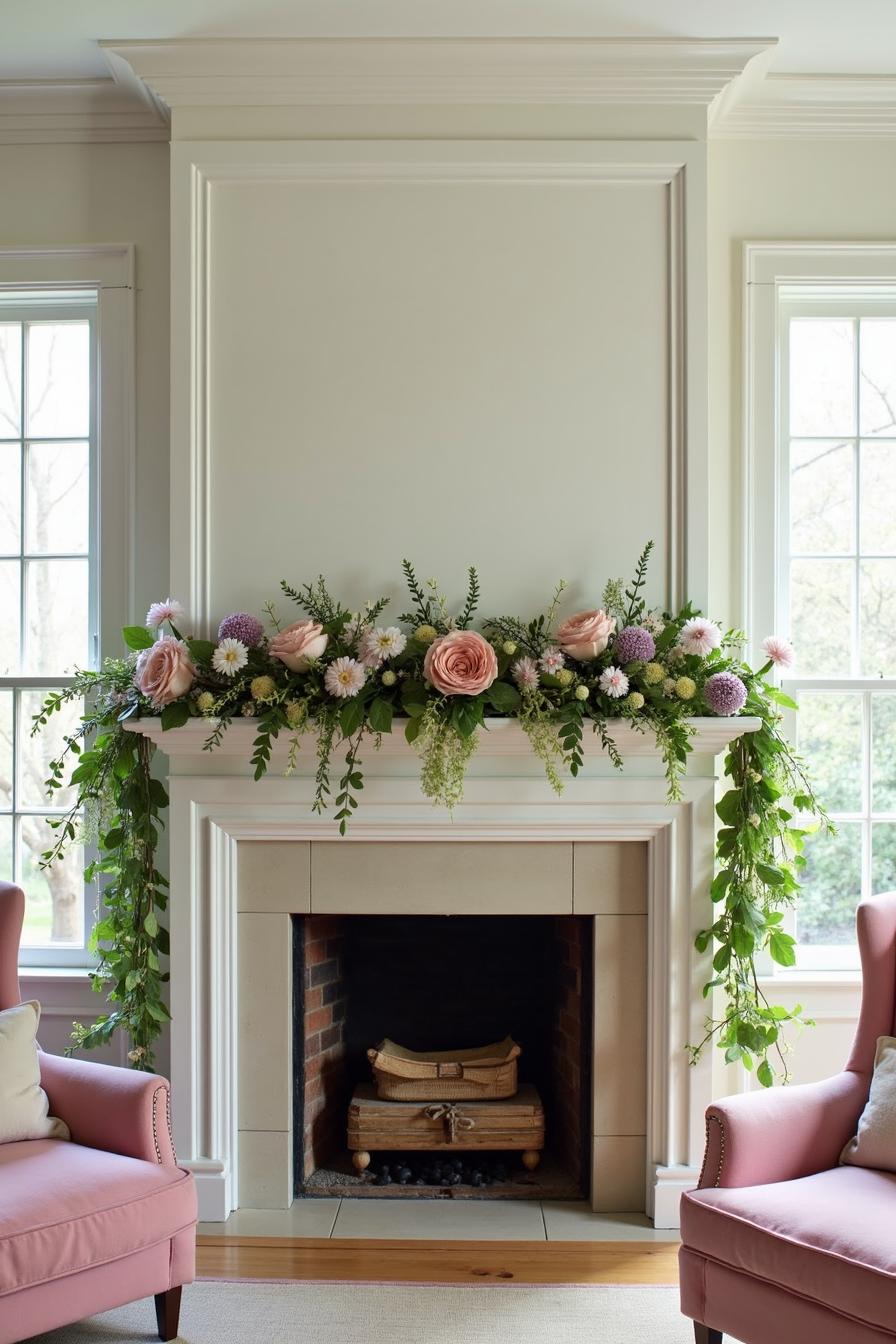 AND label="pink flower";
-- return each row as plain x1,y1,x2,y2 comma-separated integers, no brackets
539,647,565,674
598,666,629,699
556,609,616,662
324,657,366,699
423,630,498,697
677,617,722,658
762,635,795,671
134,635,196,707
145,597,185,630
512,656,539,690
269,620,328,673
